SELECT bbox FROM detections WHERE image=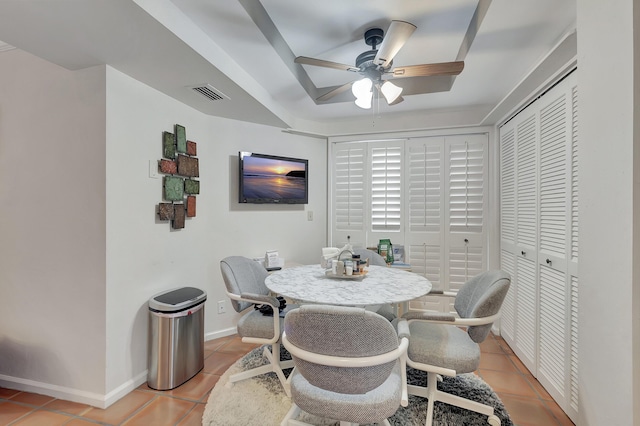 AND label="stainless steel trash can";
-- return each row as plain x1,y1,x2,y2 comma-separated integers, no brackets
147,287,207,390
